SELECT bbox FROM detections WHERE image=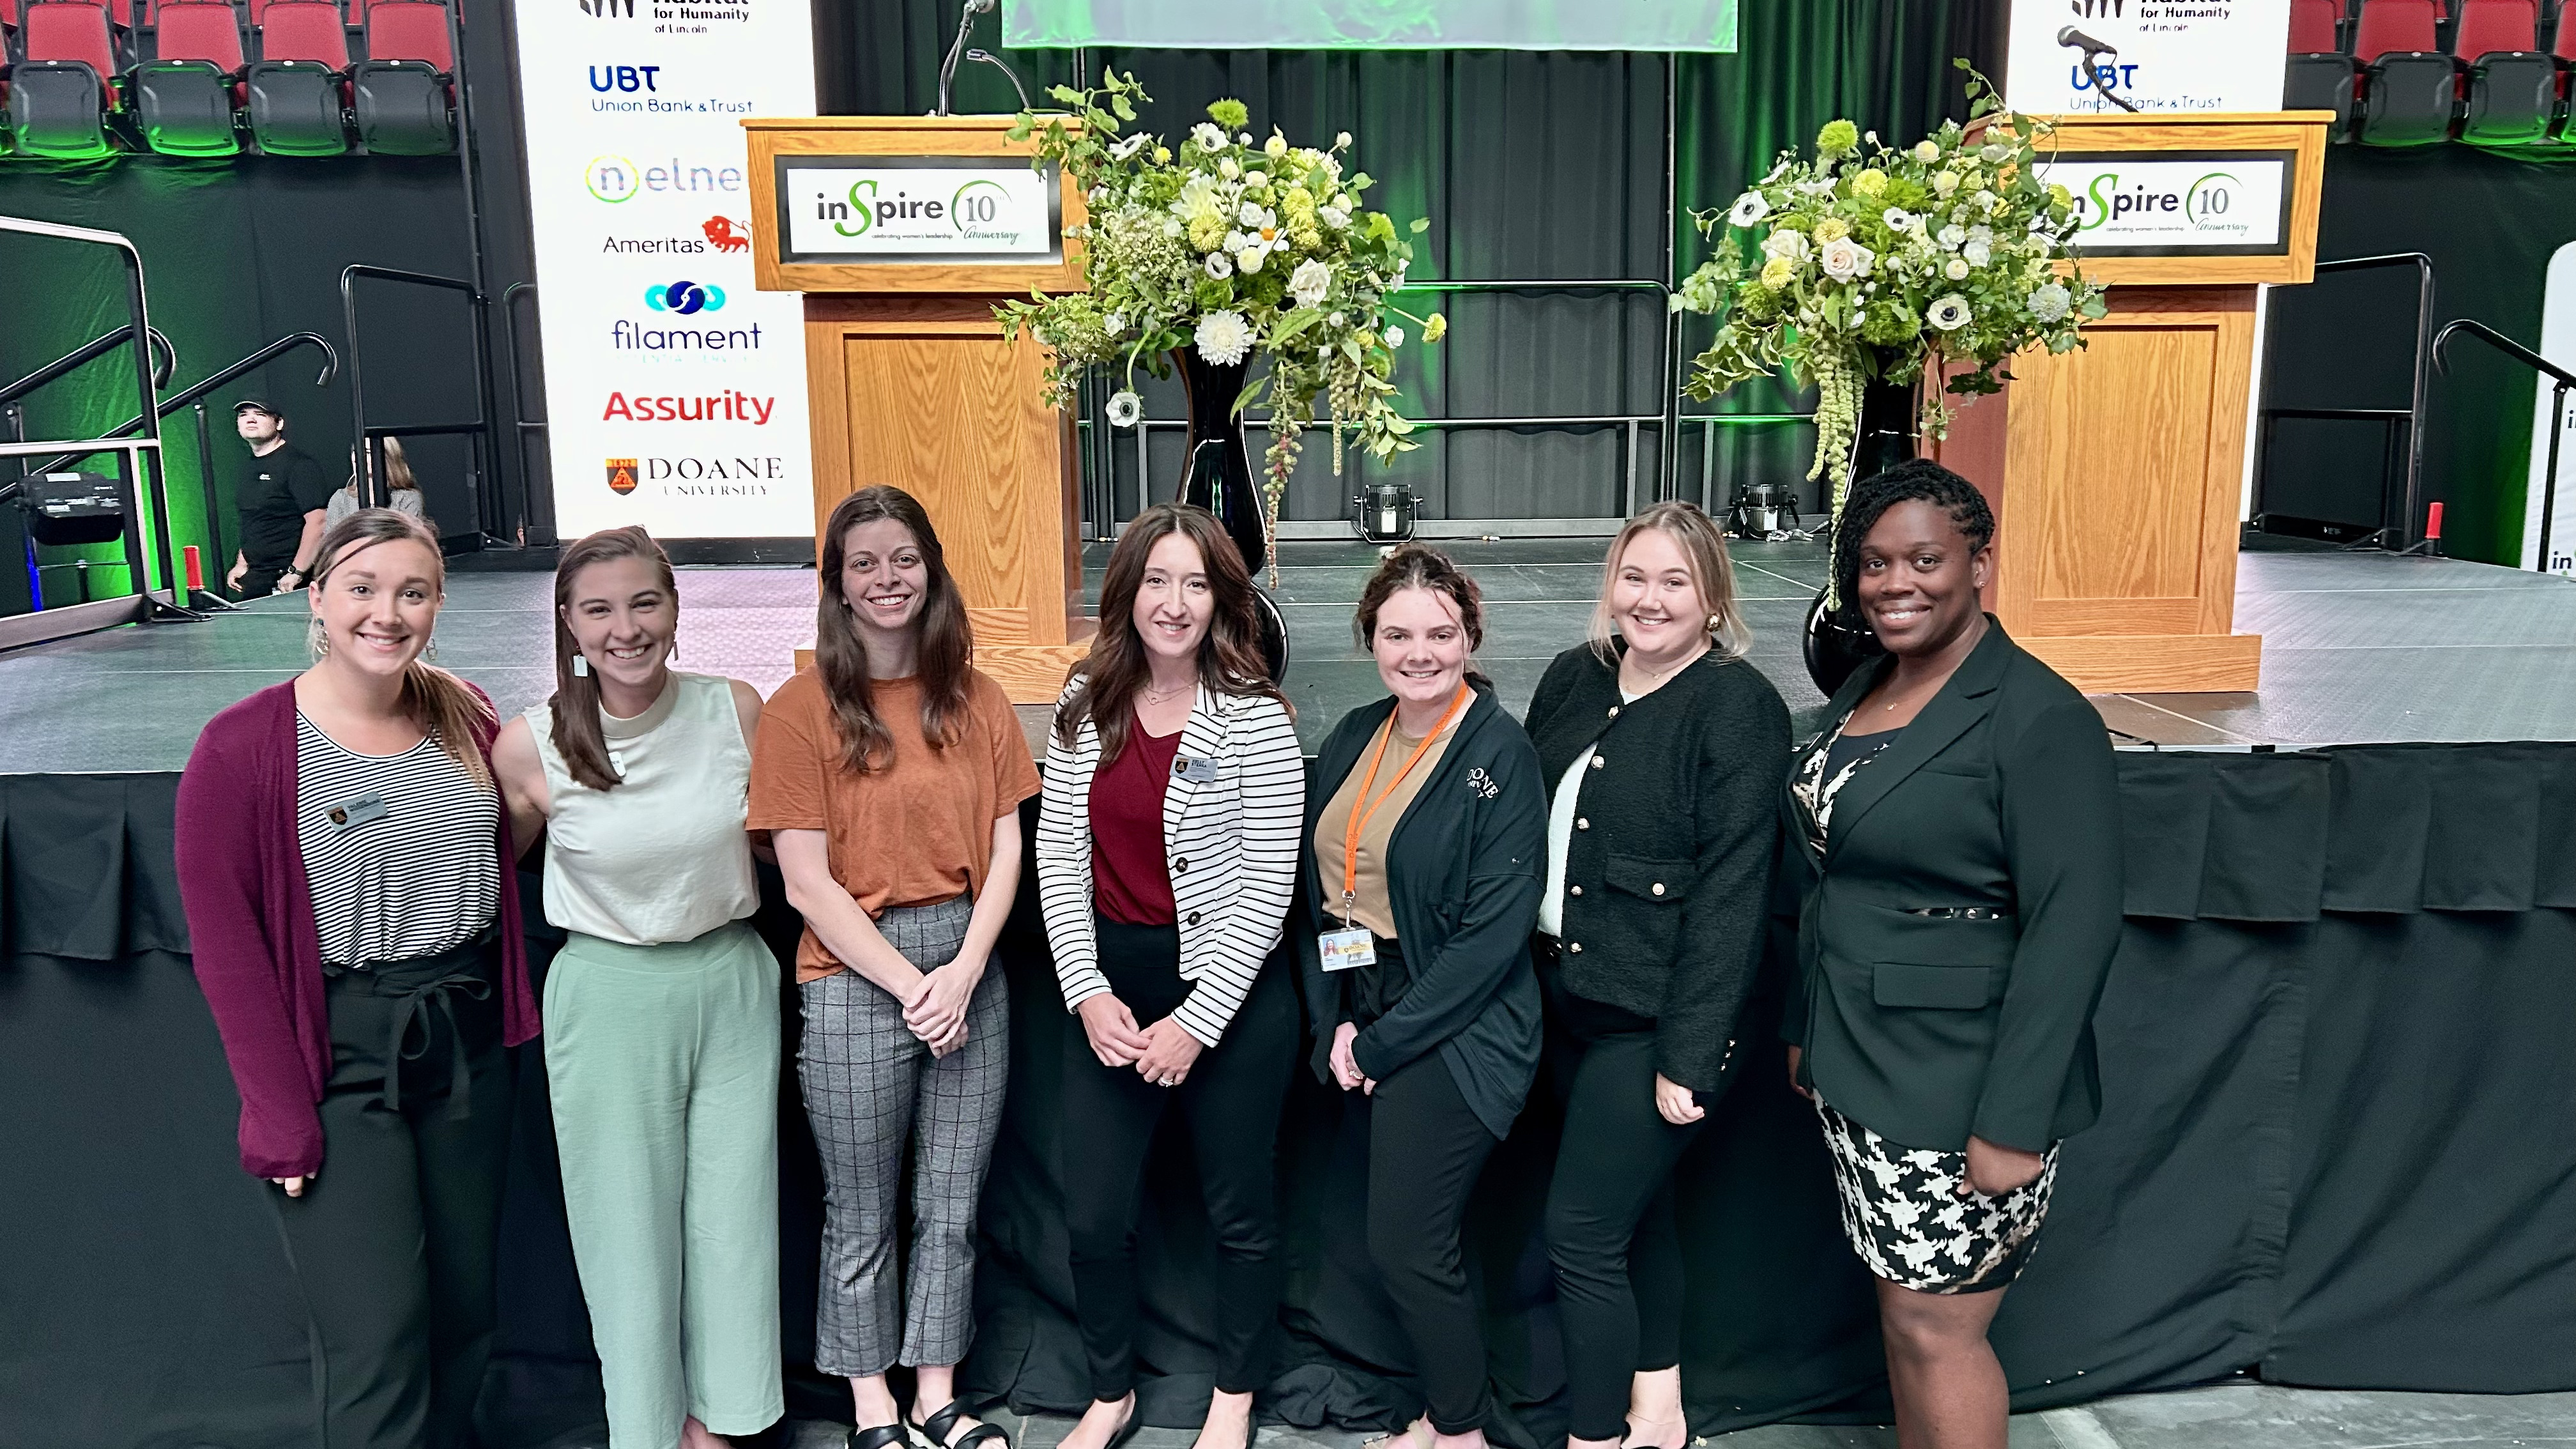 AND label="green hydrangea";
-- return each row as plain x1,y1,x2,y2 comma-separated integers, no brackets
1816,119,1859,158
